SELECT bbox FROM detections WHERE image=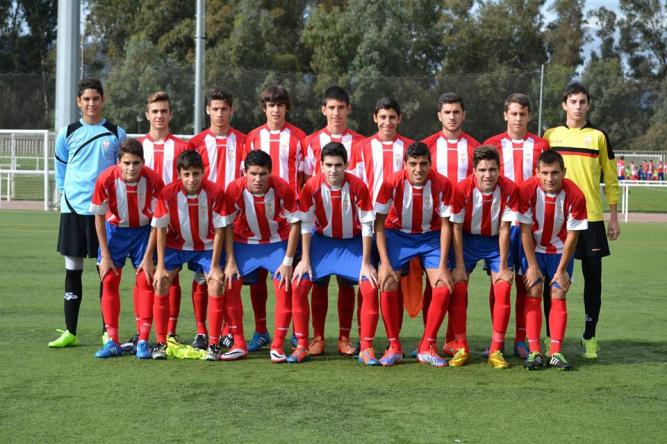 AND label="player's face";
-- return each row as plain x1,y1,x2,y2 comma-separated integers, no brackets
264,102,287,127
76,89,105,124
179,166,204,195
119,153,144,183
321,155,347,187
322,99,351,131
405,155,430,186
562,93,590,123
145,101,172,132
474,159,500,192
206,99,233,130
437,103,465,134
504,103,531,136
537,162,565,193
373,108,401,140
245,165,271,195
